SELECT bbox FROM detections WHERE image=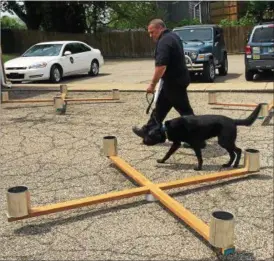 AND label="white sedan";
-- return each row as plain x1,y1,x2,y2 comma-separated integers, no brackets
4,41,104,83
